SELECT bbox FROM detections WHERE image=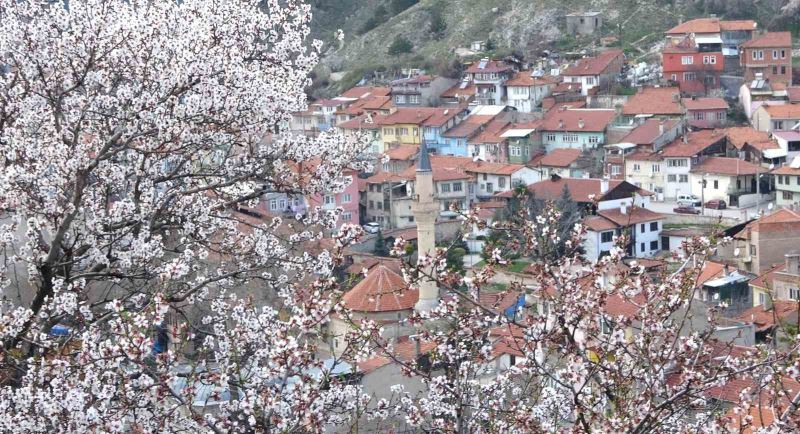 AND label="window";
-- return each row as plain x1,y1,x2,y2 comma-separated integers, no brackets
342,193,351,203
600,316,613,335
773,66,779,75
667,158,688,167
611,165,622,175
586,77,595,85
633,163,641,172
694,111,705,121
667,174,677,182
652,164,660,173
670,73,677,81
498,177,506,188
758,292,767,306
737,179,742,189
324,195,335,205
681,56,694,65
482,173,488,181
269,199,278,211
342,212,352,221
752,50,764,60
717,111,726,121
640,223,646,233
408,215,415,222
588,136,599,144
683,72,697,81
650,222,658,231
601,231,613,243
399,128,409,136
546,133,557,141
452,182,462,192
412,127,419,136
791,288,800,301
394,95,405,104
796,176,800,185
772,50,779,59
640,242,645,253
783,191,793,200
376,201,382,210
369,200,374,209
384,128,395,136
713,180,718,189
510,146,520,156
750,244,757,256
563,133,579,143
409,95,420,104
704,75,716,86
440,183,451,193
773,121,785,130
486,183,493,193
781,49,786,59
679,174,688,183
781,66,787,75
650,240,659,251
279,199,286,210
702,55,716,65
